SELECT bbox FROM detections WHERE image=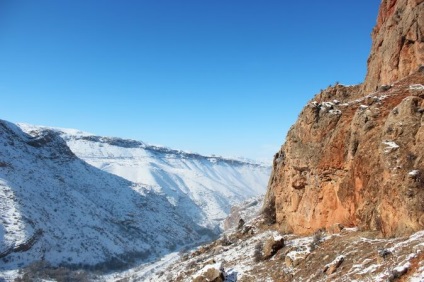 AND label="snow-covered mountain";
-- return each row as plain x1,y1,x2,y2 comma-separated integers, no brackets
0,120,215,274
18,123,271,231
0,120,270,278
